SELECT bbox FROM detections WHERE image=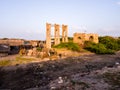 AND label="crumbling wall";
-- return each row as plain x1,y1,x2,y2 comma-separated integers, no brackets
0,39,24,46
73,33,99,45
